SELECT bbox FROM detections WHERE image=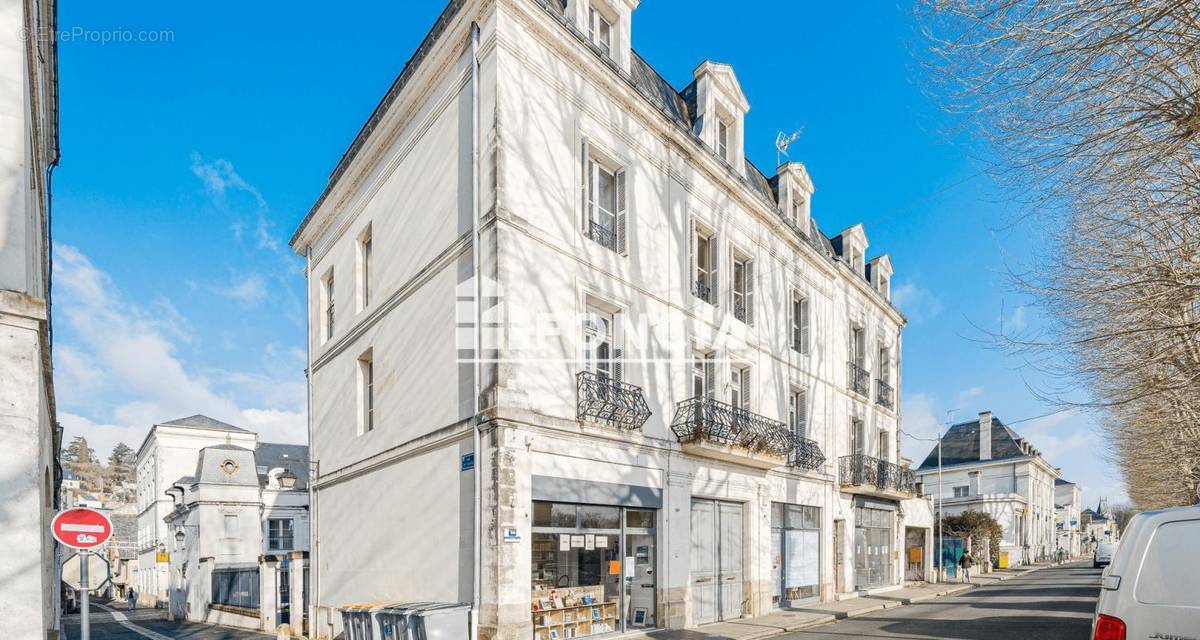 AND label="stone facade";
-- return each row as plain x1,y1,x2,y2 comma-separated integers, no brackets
0,0,60,636
291,2,912,639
